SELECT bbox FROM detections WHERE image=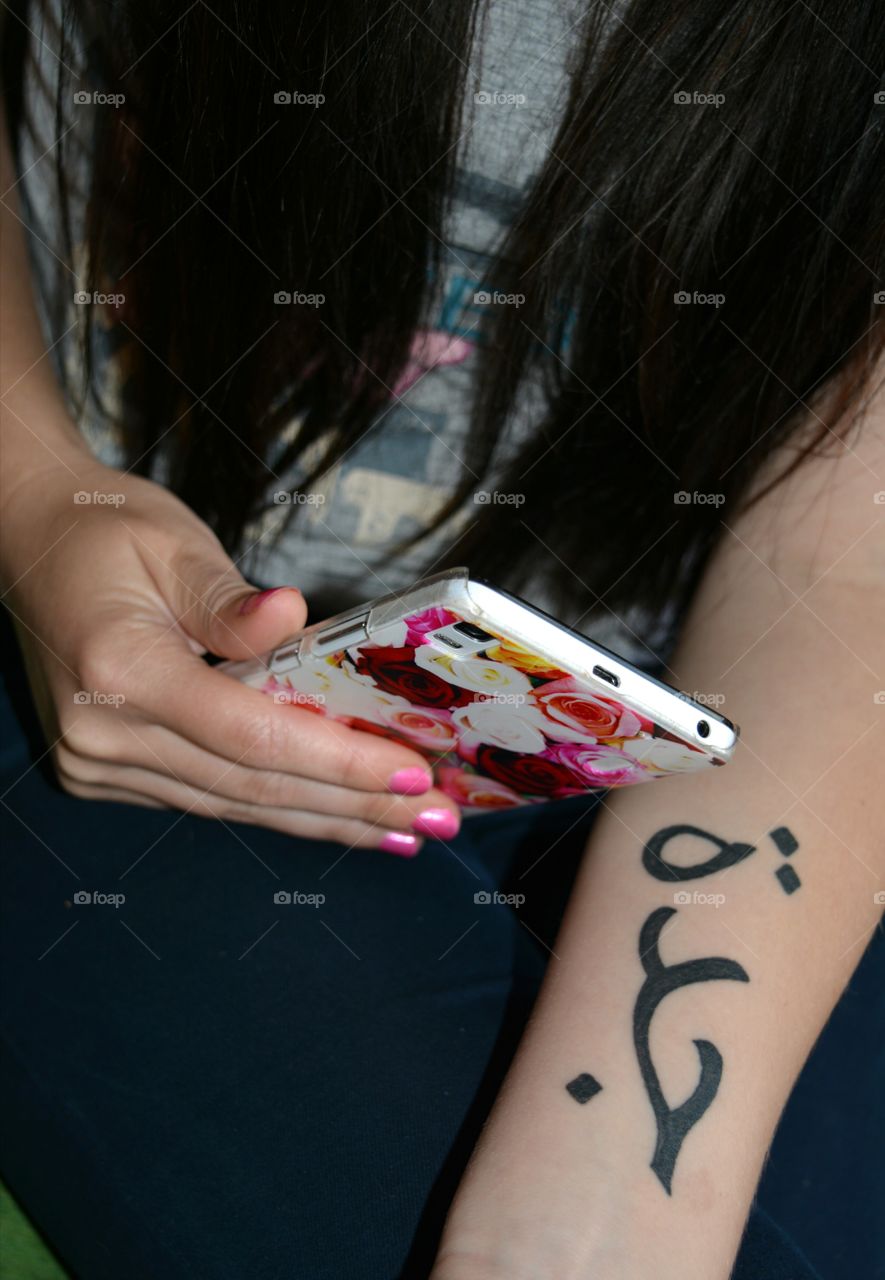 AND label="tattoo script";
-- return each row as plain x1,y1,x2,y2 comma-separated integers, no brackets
642,823,755,881
643,823,802,895
566,1072,603,1104
633,906,750,1194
